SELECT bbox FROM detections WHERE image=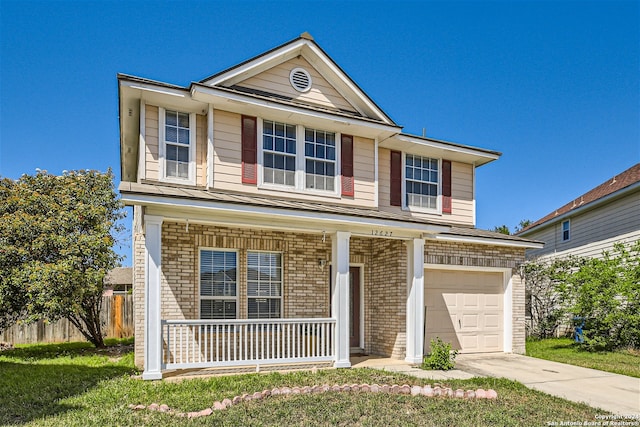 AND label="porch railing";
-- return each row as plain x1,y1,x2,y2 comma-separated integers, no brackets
161,318,336,370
